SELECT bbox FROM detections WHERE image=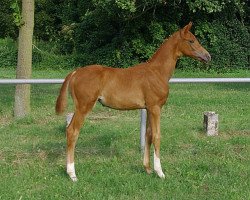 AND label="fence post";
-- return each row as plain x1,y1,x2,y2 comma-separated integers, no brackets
66,113,74,127
203,112,219,136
